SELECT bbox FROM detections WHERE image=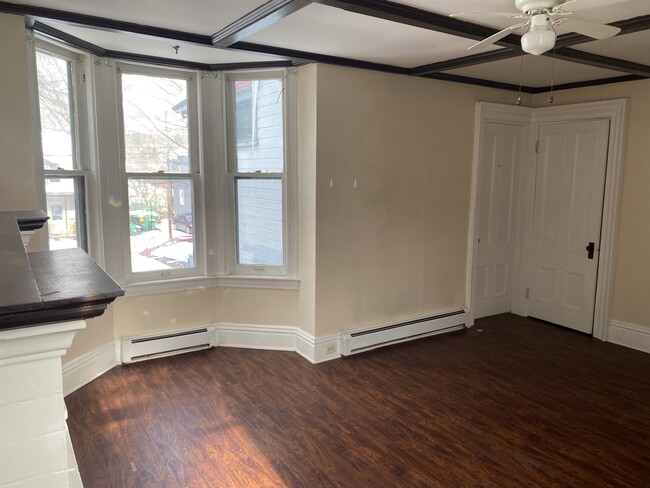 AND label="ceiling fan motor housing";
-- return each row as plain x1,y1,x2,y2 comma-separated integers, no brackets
515,0,564,14
521,13,557,54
